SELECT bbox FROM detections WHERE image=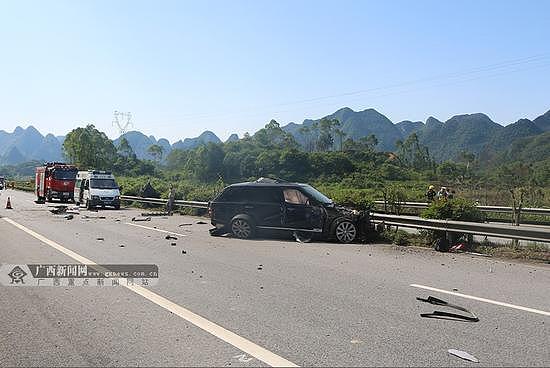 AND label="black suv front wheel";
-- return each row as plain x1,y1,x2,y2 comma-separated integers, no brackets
231,218,254,239
334,220,357,243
